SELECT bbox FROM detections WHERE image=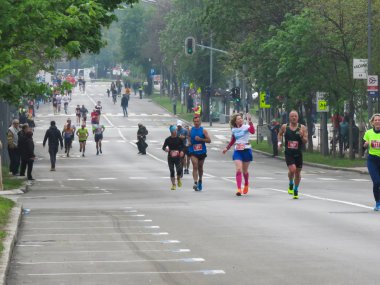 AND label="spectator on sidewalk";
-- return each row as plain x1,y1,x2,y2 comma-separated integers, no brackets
7,119,21,175
22,130,36,180
268,119,280,157
43,121,63,171
18,124,29,177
